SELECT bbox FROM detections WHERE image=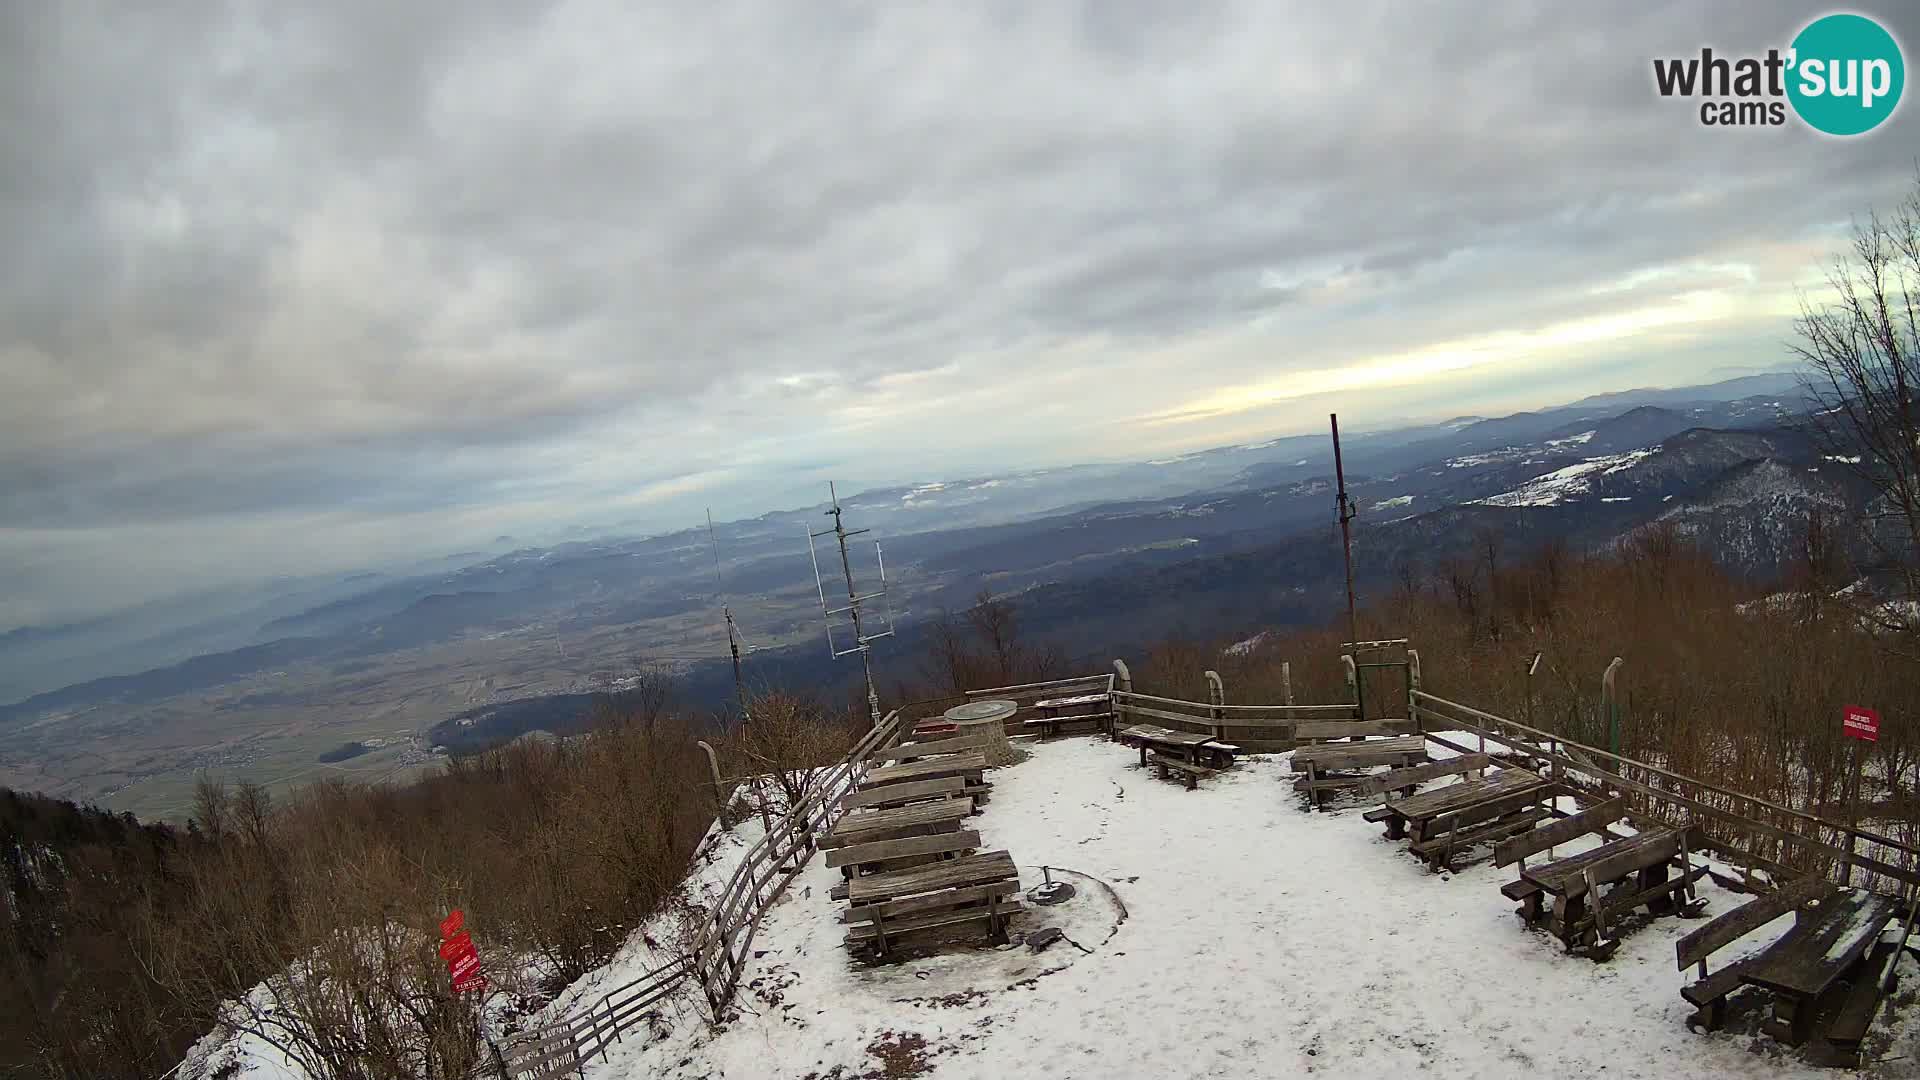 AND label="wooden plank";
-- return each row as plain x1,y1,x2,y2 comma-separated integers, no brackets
825,829,981,869
841,881,1021,923
1291,736,1427,772
1493,797,1625,868
1413,803,1559,860
1592,863,1709,927
1115,702,1220,729
845,899,1023,943
1675,877,1837,971
1523,831,1679,898
847,850,1018,904
841,776,965,811
1743,889,1899,999
820,799,972,848
1135,729,1215,748
1354,754,1488,797
861,753,988,788
1828,939,1901,1061
1150,752,1211,775
1386,767,1544,820
870,731,991,763
1295,719,1419,741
